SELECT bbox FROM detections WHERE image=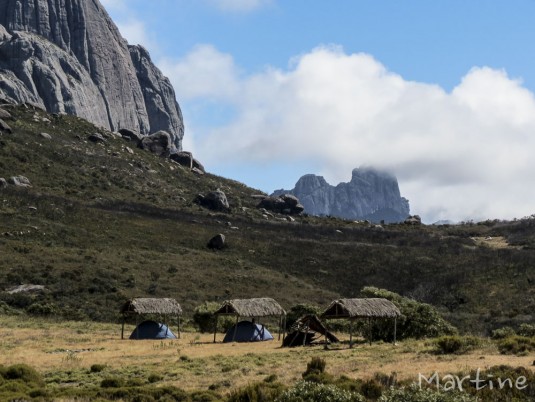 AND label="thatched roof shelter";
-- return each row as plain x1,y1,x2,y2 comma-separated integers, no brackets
283,315,339,347
121,298,183,316
120,298,182,339
321,298,401,348
213,298,286,343
322,298,400,319
214,298,286,317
